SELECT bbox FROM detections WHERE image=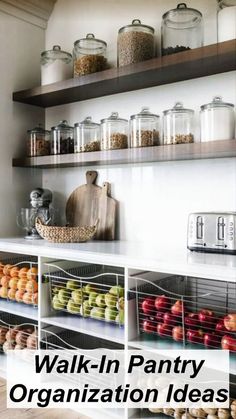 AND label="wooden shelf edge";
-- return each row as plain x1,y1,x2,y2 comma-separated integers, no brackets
12,140,236,169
